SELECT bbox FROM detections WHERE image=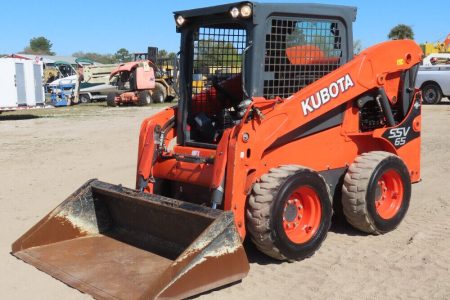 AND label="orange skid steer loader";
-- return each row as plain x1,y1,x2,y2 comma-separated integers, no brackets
12,2,423,299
